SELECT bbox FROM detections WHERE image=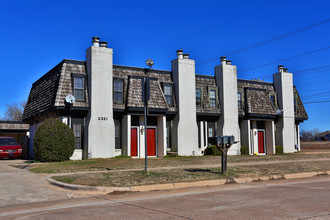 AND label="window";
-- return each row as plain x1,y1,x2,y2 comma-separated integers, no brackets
269,92,277,108
114,79,123,102
196,88,202,106
73,124,82,149
237,92,242,109
74,77,84,100
210,89,216,107
115,120,121,149
164,84,173,106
